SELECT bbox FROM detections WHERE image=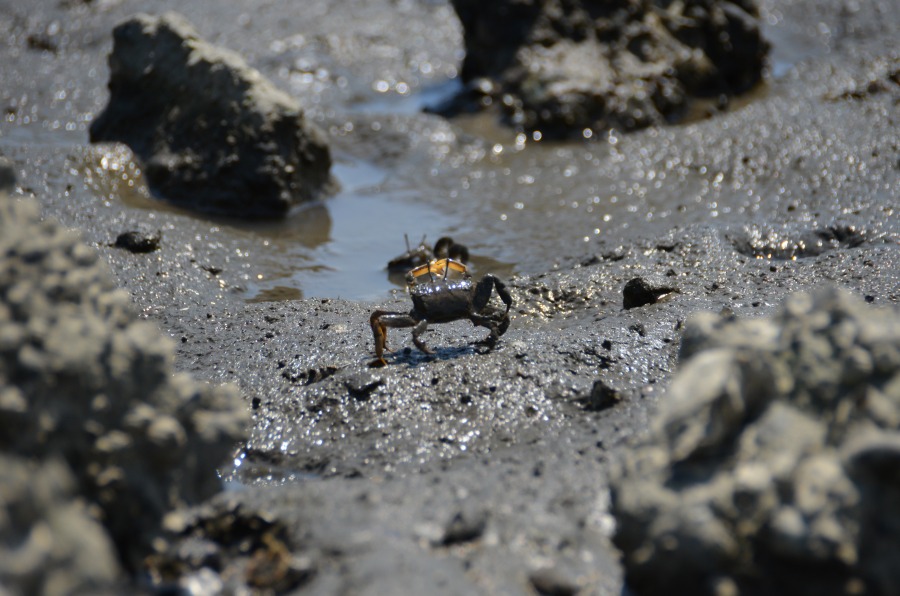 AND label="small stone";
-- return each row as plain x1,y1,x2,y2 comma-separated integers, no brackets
622,277,679,309
440,508,488,546
581,379,622,411
113,229,161,253
529,567,580,596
